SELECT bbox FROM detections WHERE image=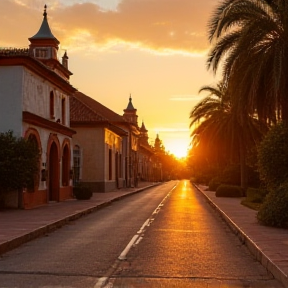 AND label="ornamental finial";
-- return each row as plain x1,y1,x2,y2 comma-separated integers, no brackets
43,4,47,17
